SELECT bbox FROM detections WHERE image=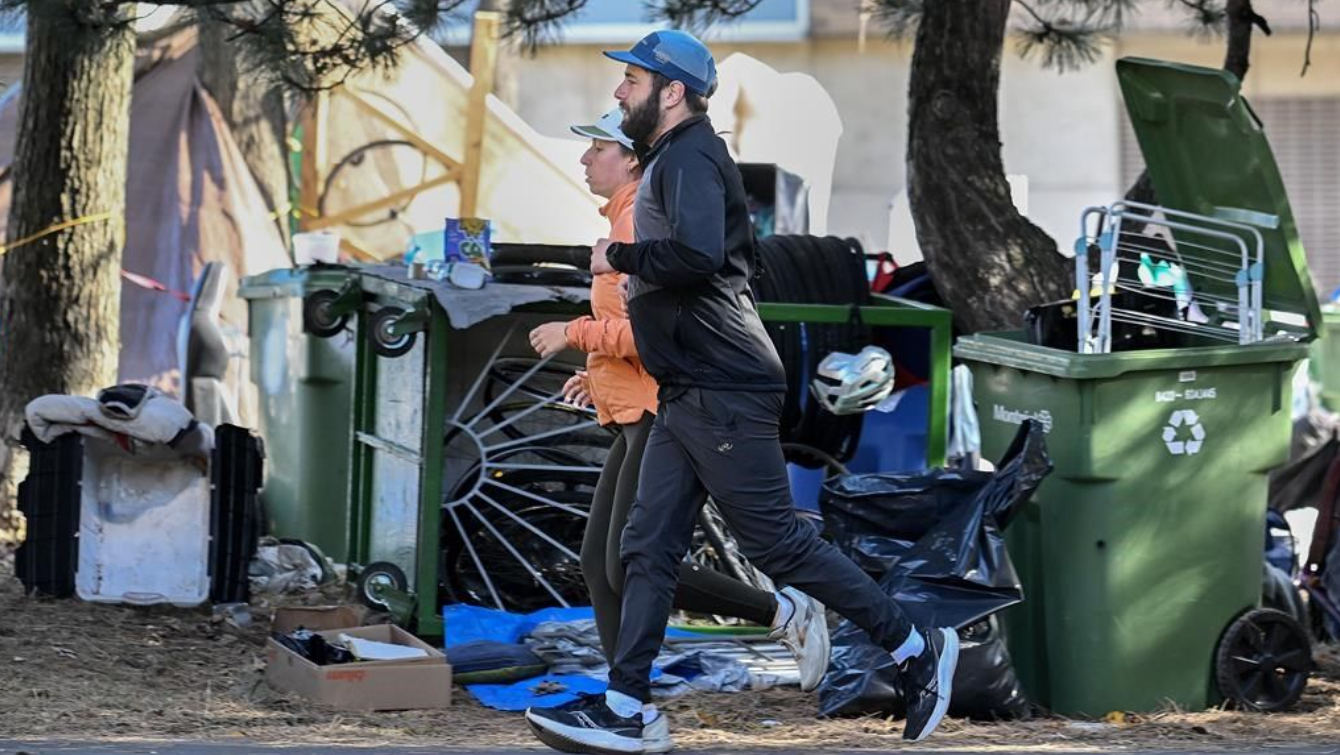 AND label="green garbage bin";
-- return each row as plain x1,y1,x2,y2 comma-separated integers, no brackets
1310,306,1340,410
239,266,358,563
958,335,1305,715
954,58,1320,716
327,263,954,636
